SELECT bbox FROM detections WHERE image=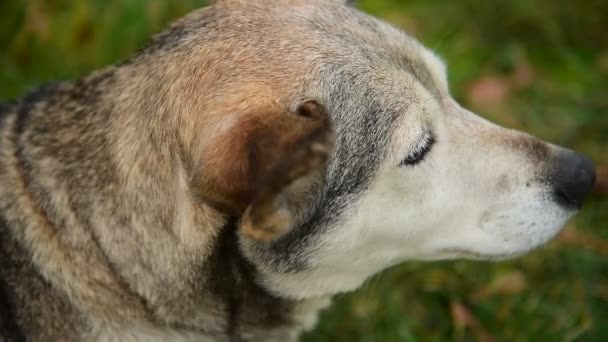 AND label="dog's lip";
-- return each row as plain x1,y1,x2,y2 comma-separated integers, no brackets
439,248,525,261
